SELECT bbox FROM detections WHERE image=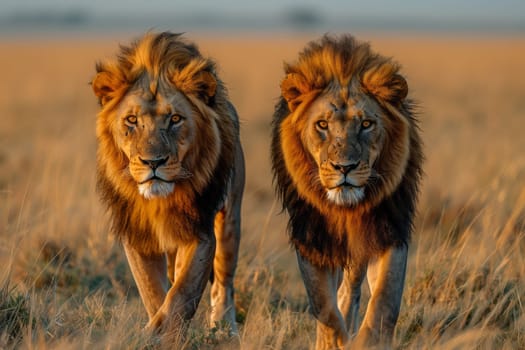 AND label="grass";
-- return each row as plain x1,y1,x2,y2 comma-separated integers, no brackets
0,33,524,349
